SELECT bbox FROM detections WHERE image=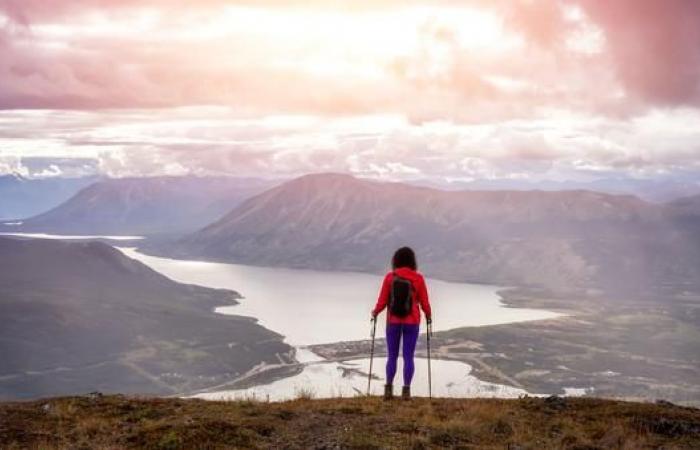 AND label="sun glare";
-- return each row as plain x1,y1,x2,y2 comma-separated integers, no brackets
95,5,517,81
